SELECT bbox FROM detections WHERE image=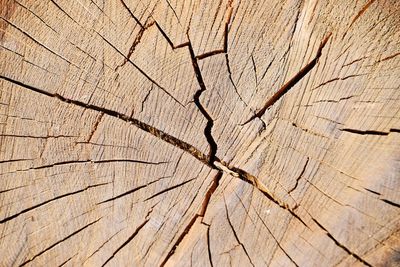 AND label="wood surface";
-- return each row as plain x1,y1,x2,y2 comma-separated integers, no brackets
0,0,399,266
